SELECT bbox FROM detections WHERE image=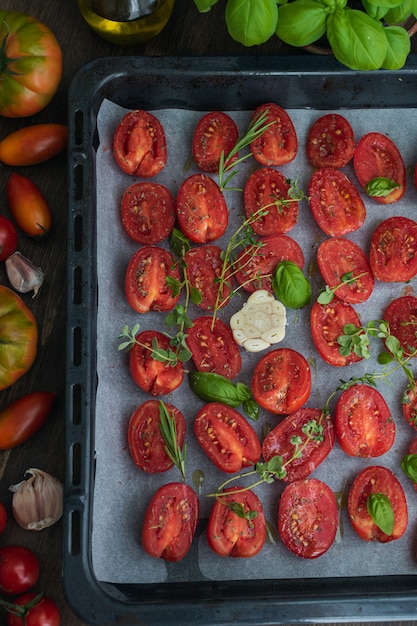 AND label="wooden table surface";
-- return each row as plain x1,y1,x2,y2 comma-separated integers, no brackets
1,1,417,625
